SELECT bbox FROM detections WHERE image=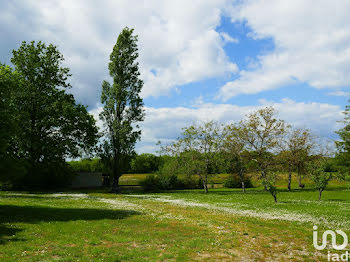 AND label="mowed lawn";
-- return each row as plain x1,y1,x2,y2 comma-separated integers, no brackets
0,179,349,261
